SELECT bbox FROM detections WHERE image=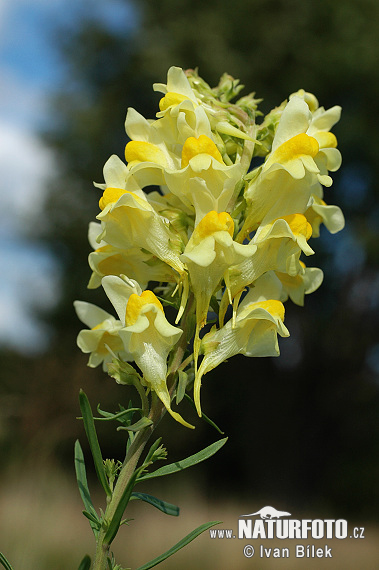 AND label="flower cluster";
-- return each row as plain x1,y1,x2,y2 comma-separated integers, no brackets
75,67,344,427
